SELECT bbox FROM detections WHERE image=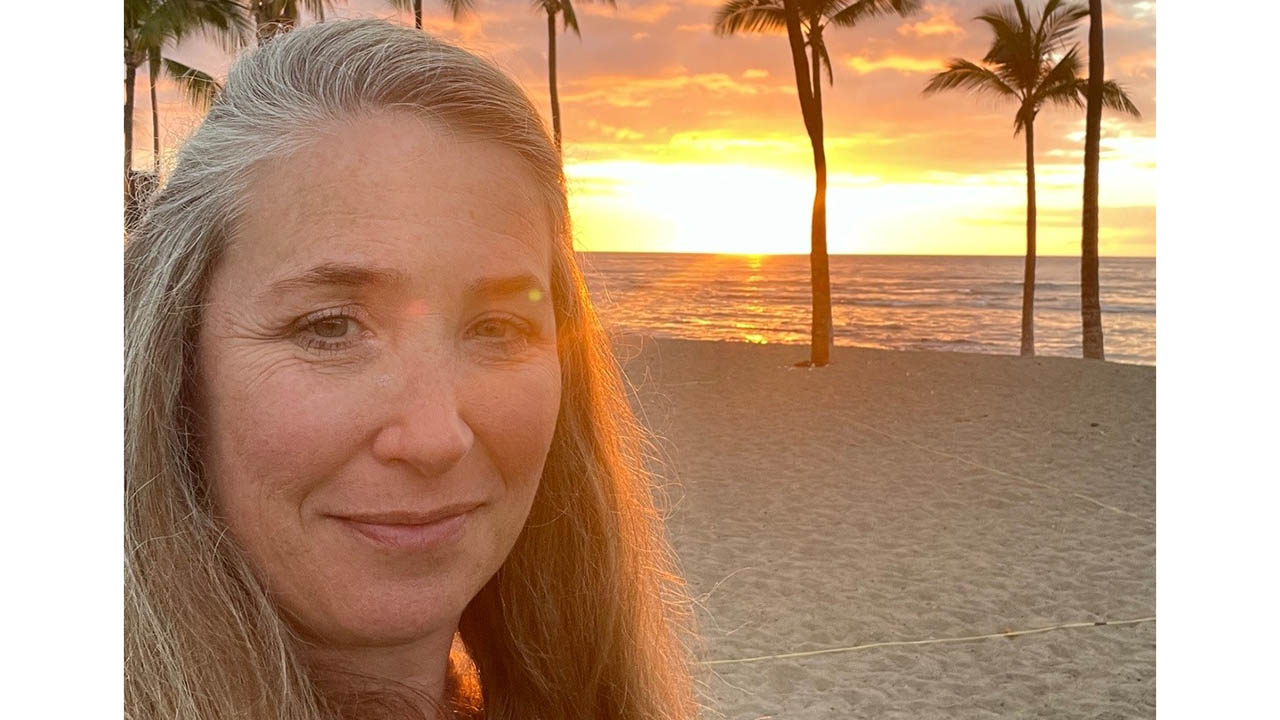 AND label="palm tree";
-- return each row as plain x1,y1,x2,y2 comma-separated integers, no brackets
923,0,1137,357
1080,0,1106,359
534,0,615,149
124,0,248,215
247,1,340,43
714,0,921,367
385,0,474,29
